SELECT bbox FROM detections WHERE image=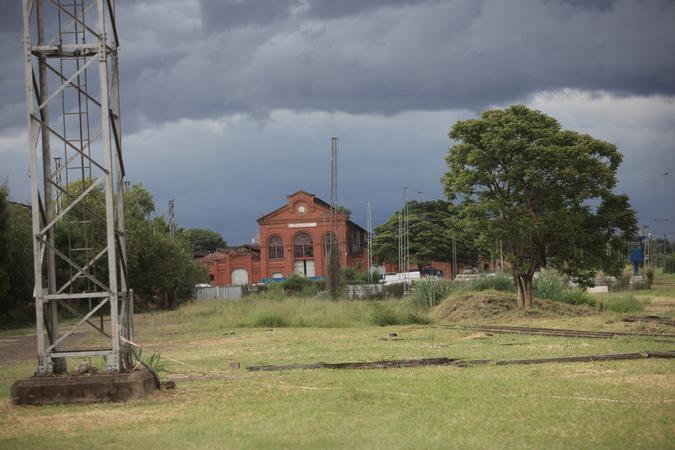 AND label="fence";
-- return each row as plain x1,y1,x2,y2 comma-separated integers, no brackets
194,285,248,301
344,284,384,300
